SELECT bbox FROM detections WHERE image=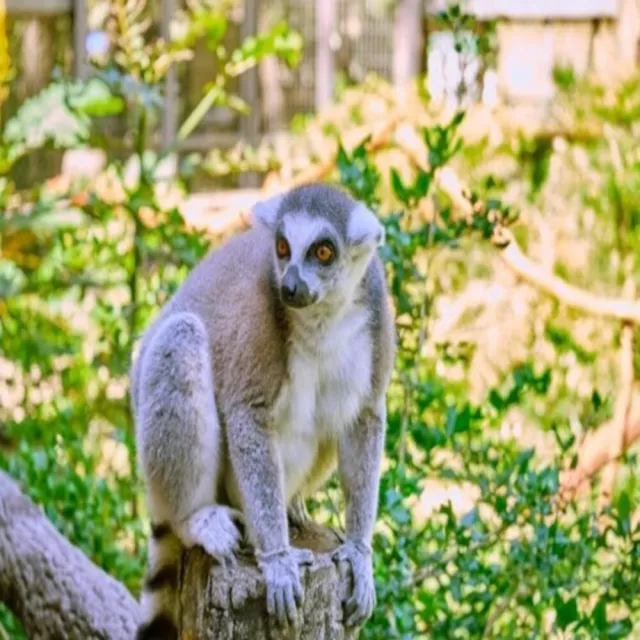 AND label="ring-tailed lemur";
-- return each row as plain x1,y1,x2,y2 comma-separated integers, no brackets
130,183,396,638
